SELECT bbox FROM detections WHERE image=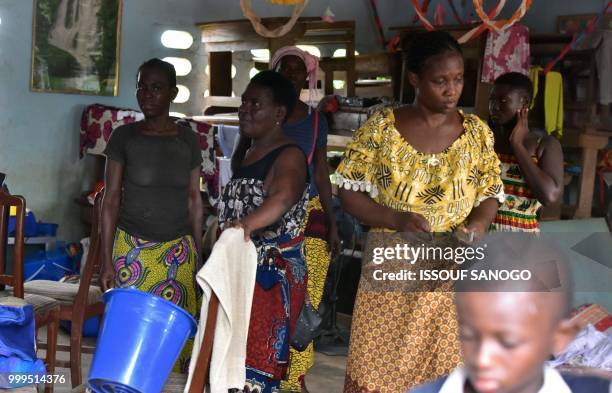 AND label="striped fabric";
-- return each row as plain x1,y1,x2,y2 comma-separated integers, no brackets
24,280,102,306
491,153,541,232
0,292,58,315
